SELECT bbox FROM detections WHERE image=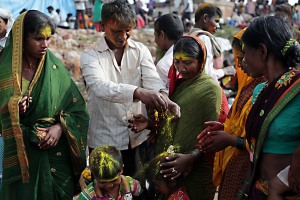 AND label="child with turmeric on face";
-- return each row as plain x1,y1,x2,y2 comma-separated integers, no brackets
77,146,143,200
